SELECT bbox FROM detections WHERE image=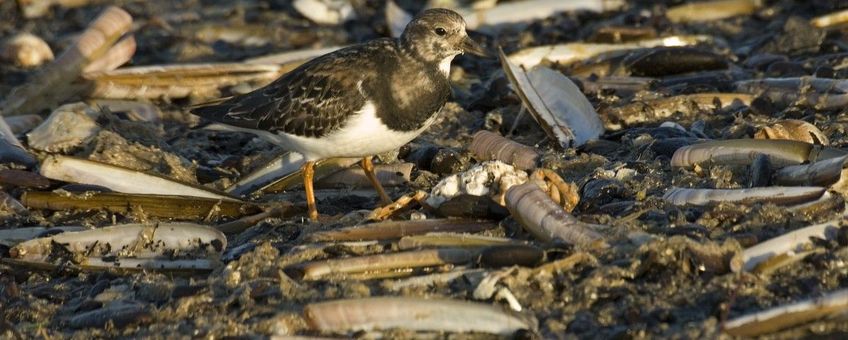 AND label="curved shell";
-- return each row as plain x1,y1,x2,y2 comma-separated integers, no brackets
754,120,829,145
